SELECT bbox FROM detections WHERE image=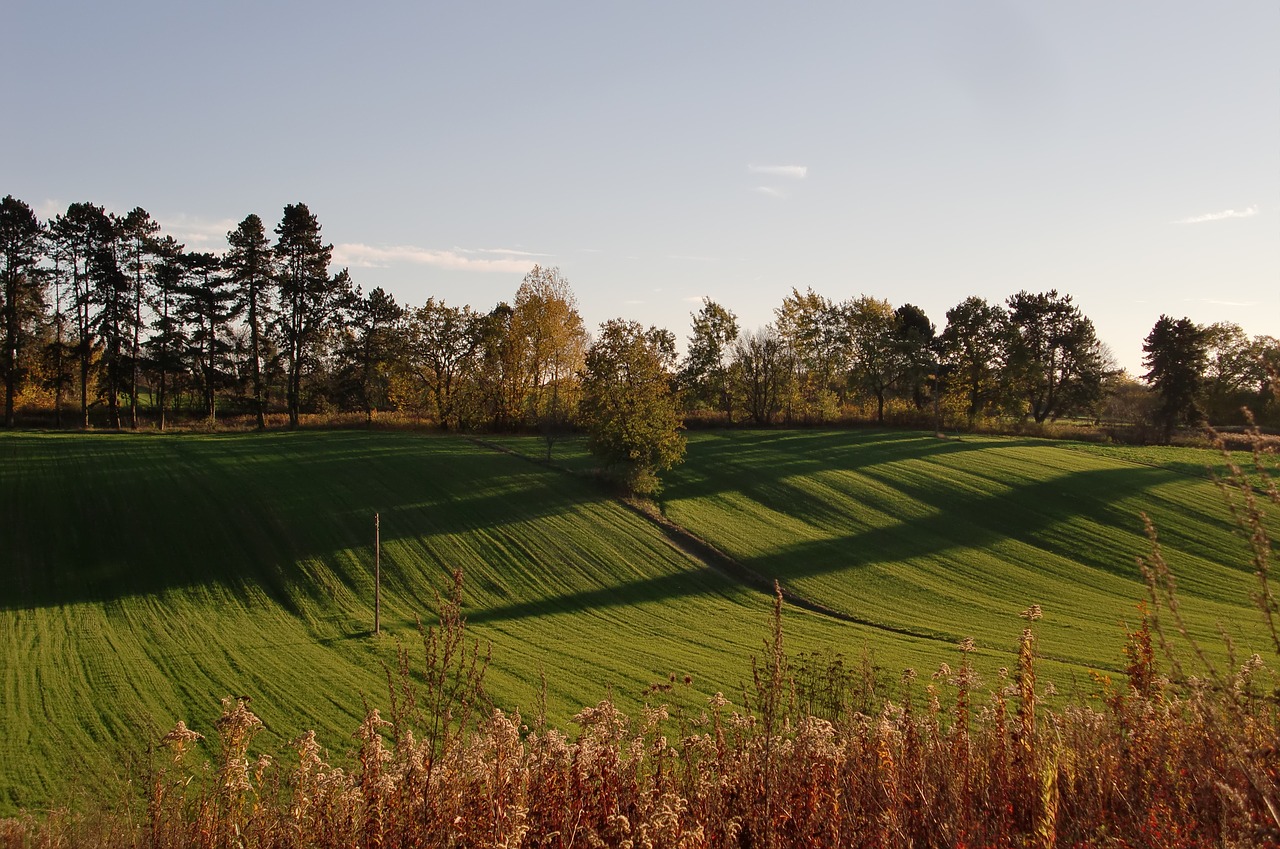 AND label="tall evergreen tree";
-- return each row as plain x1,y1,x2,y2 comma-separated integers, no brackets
49,203,113,428
340,286,404,424
0,196,47,426
181,251,240,423
1143,315,1209,442
145,236,187,430
86,212,138,429
119,208,159,429
273,203,341,427
225,214,274,429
